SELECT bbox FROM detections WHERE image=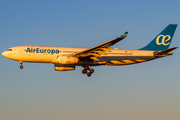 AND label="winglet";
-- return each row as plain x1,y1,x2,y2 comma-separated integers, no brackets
120,32,128,38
